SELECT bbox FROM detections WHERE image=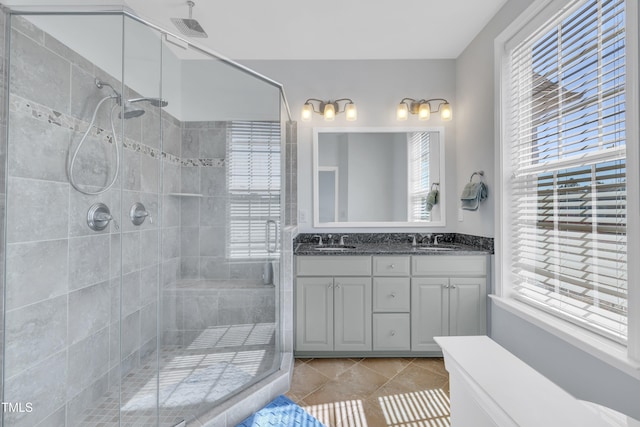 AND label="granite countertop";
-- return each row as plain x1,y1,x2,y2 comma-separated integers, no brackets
294,242,491,256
